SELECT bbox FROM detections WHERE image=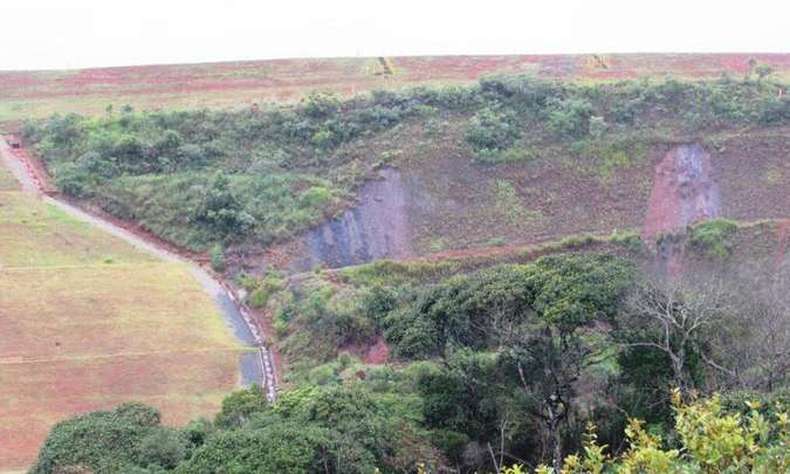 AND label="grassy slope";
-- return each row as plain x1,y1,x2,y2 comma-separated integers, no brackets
0,159,17,191
0,182,246,471
4,53,790,126
20,73,790,270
